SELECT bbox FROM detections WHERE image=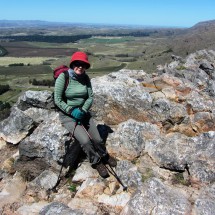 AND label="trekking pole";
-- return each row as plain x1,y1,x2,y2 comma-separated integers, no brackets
51,122,77,192
104,163,127,191
81,124,128,191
